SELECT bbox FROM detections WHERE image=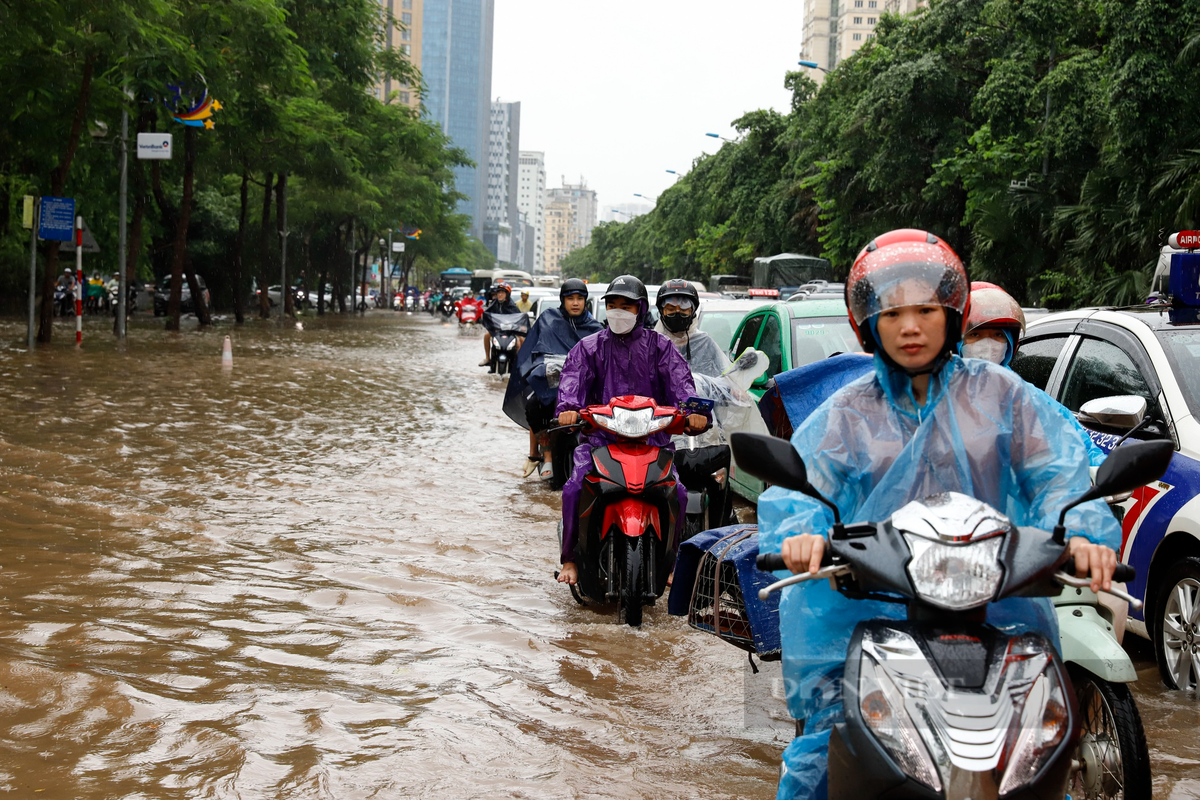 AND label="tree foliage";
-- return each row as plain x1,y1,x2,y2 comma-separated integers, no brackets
0,0,478,335
567,0,1200,307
